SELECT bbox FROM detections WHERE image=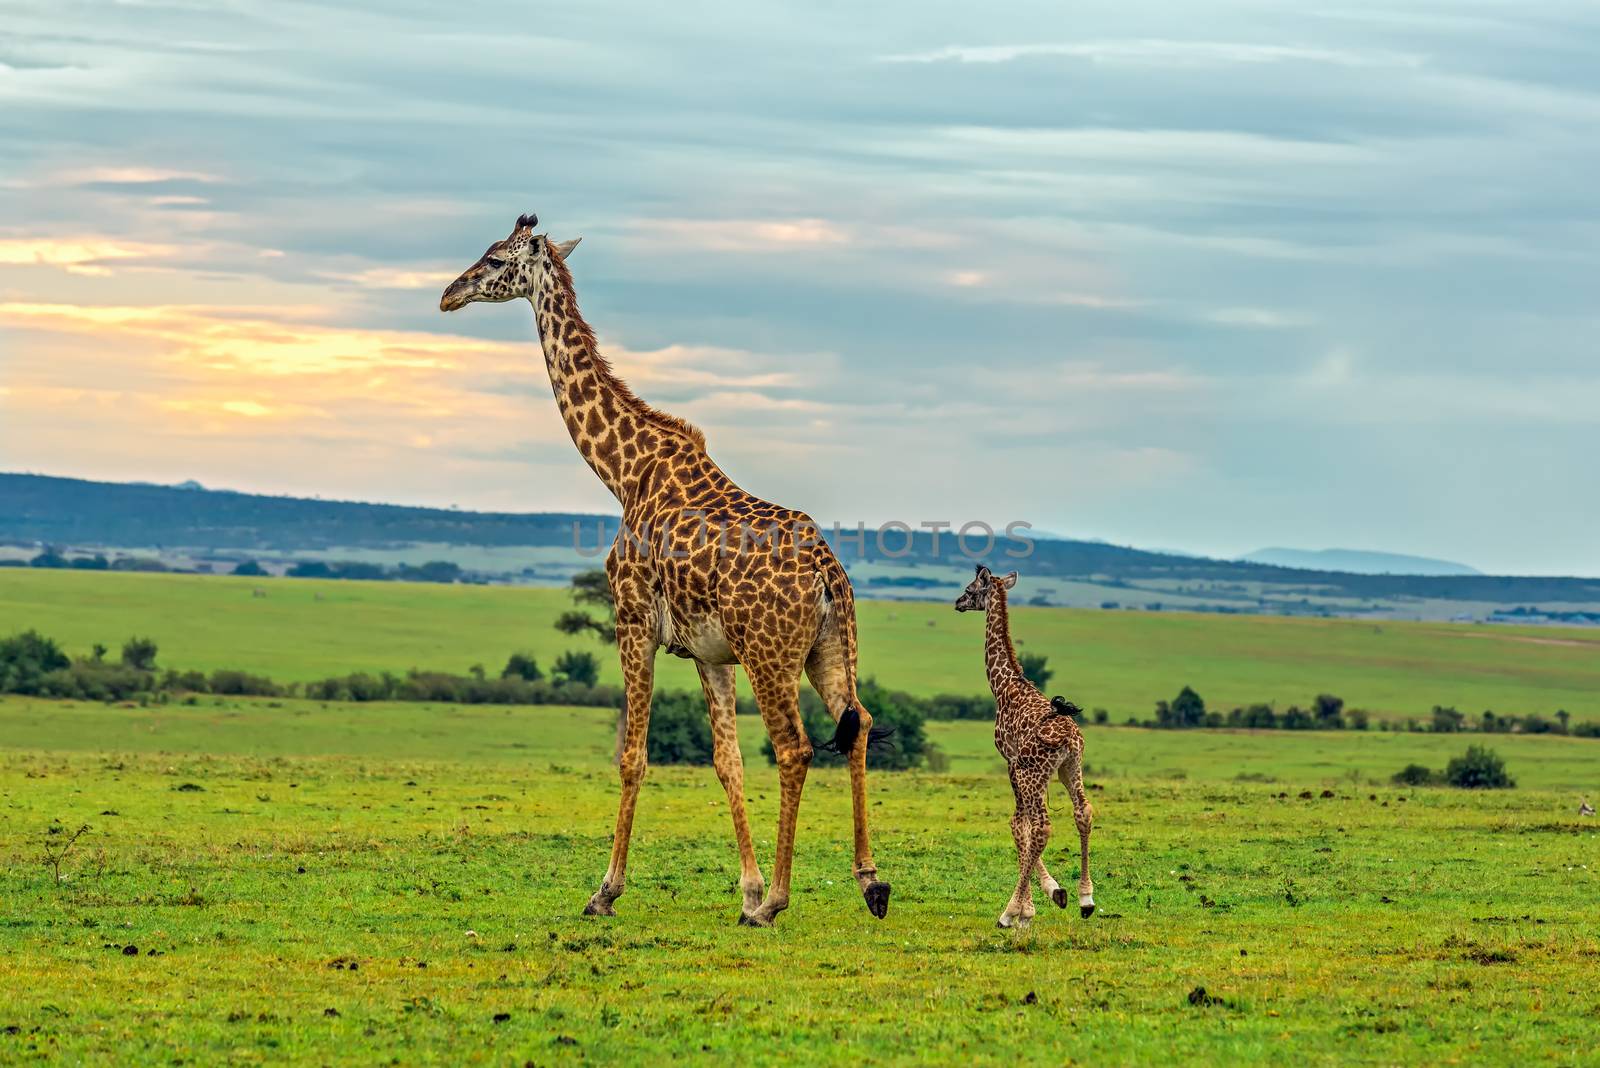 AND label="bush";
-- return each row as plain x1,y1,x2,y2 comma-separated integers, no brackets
121,637,159,671
1154,686,1206,729
1431,705,1465,733
1443,746,1514,789
1281,705,1315,730
232,560,268,577
1019,653,1053,690
553,651,601,687
1240,703,1277,729
0,630,71,694
29,550,68,569
923,693,993,720
208,669,283,697
647,690,715,765
501,652,543,682
38,661,153,701
1391,763,1437,786
1313,694,1345,729
161,669,211,694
